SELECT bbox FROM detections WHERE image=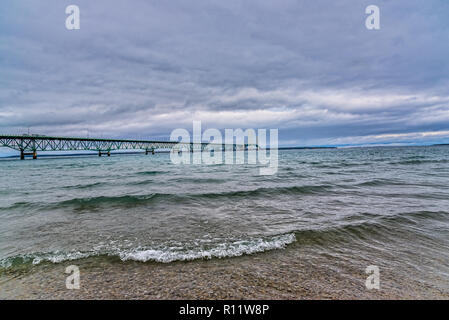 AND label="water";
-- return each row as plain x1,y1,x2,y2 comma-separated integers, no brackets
1,146,449,290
